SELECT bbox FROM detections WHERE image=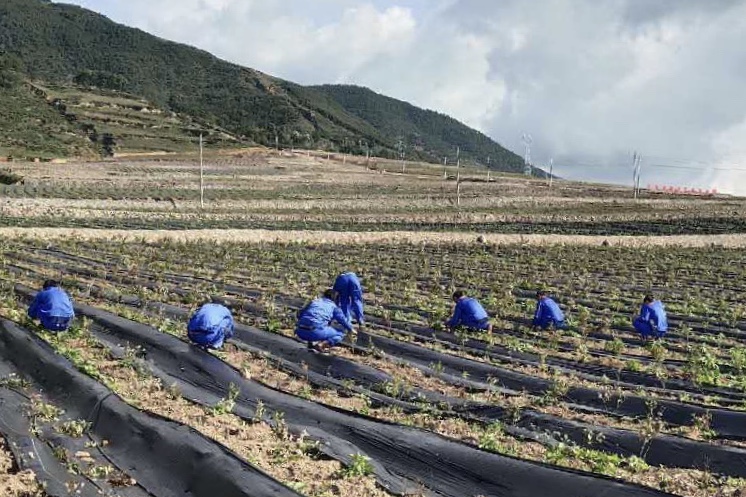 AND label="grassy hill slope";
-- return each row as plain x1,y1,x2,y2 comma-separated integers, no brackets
0,0,526,170
0,83,94,159
313,84,524,171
